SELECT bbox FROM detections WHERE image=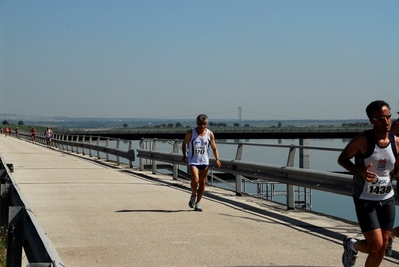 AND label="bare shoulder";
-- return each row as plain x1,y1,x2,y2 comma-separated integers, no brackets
351,131,367,143
342,132,368,153
208,129,215,138
183,128,192,140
